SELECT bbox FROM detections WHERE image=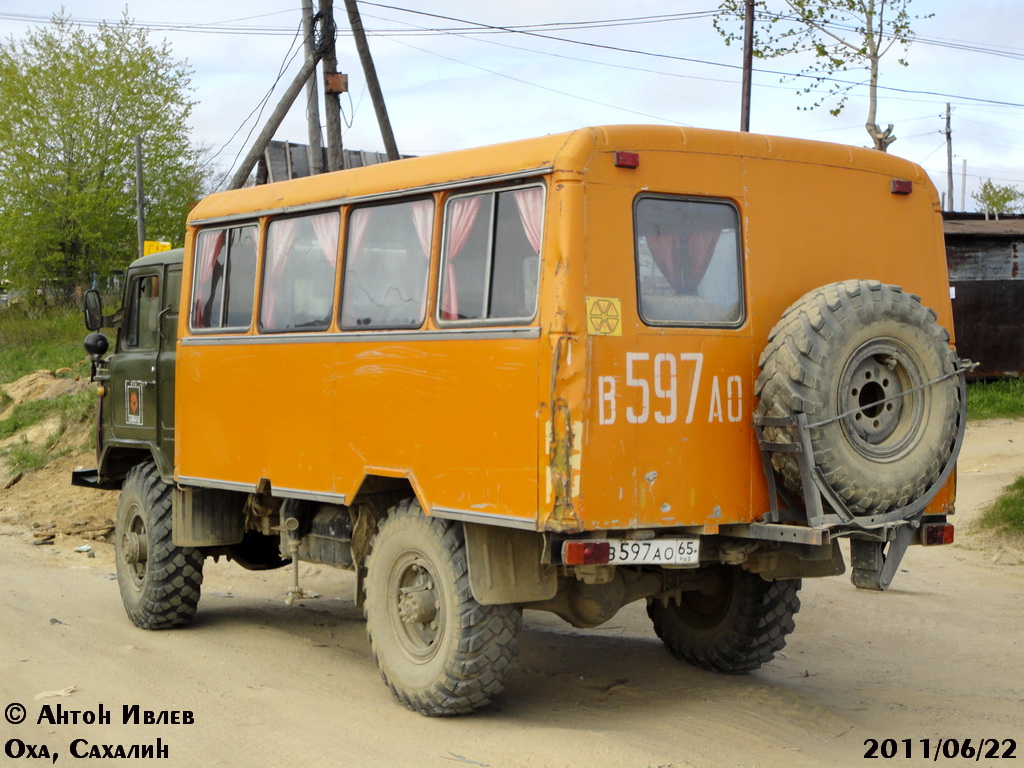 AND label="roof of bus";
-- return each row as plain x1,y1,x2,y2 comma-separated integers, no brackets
188,124,927,224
